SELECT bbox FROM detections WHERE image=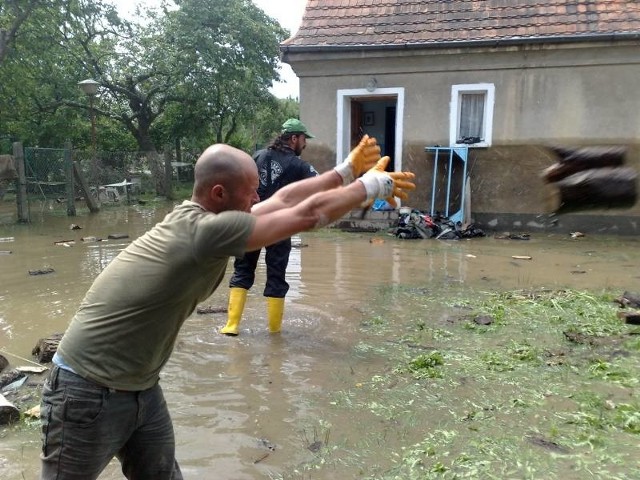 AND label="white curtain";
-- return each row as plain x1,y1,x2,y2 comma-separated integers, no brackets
459,93,485,140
